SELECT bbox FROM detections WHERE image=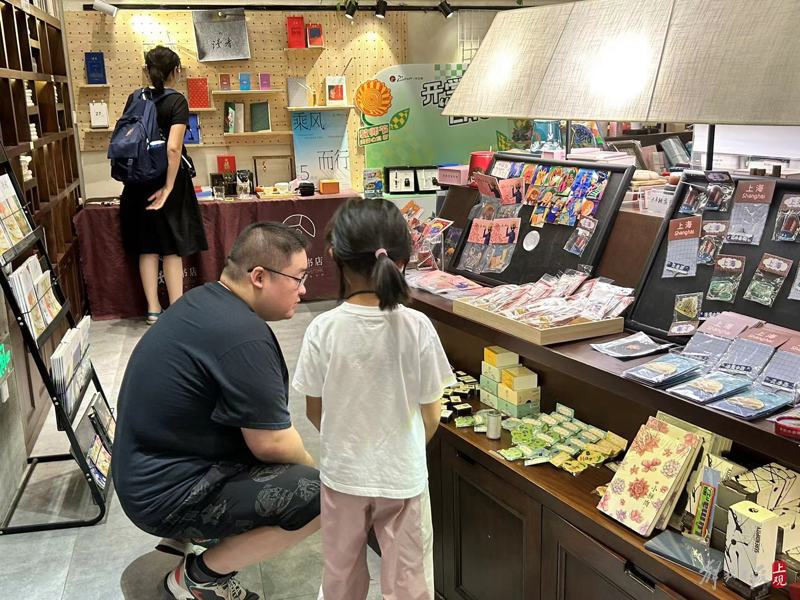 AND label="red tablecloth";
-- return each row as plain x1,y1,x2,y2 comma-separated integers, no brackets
74,194,353,320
